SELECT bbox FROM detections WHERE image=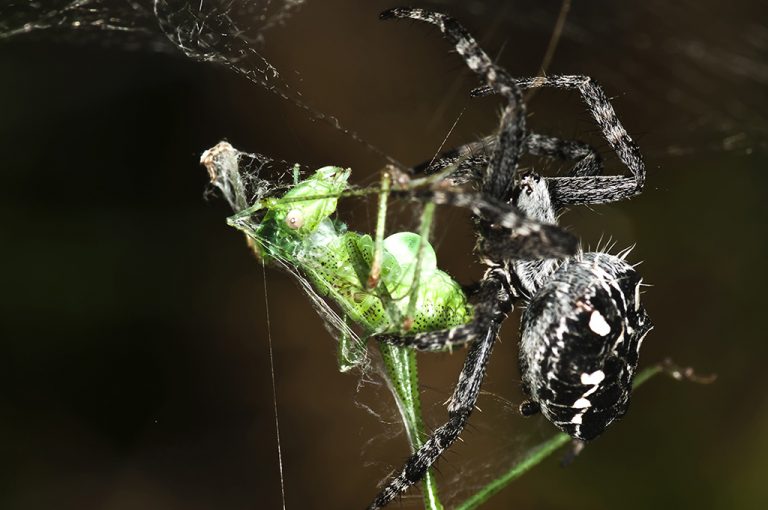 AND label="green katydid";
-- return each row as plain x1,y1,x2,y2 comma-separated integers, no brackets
202,141,472,509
